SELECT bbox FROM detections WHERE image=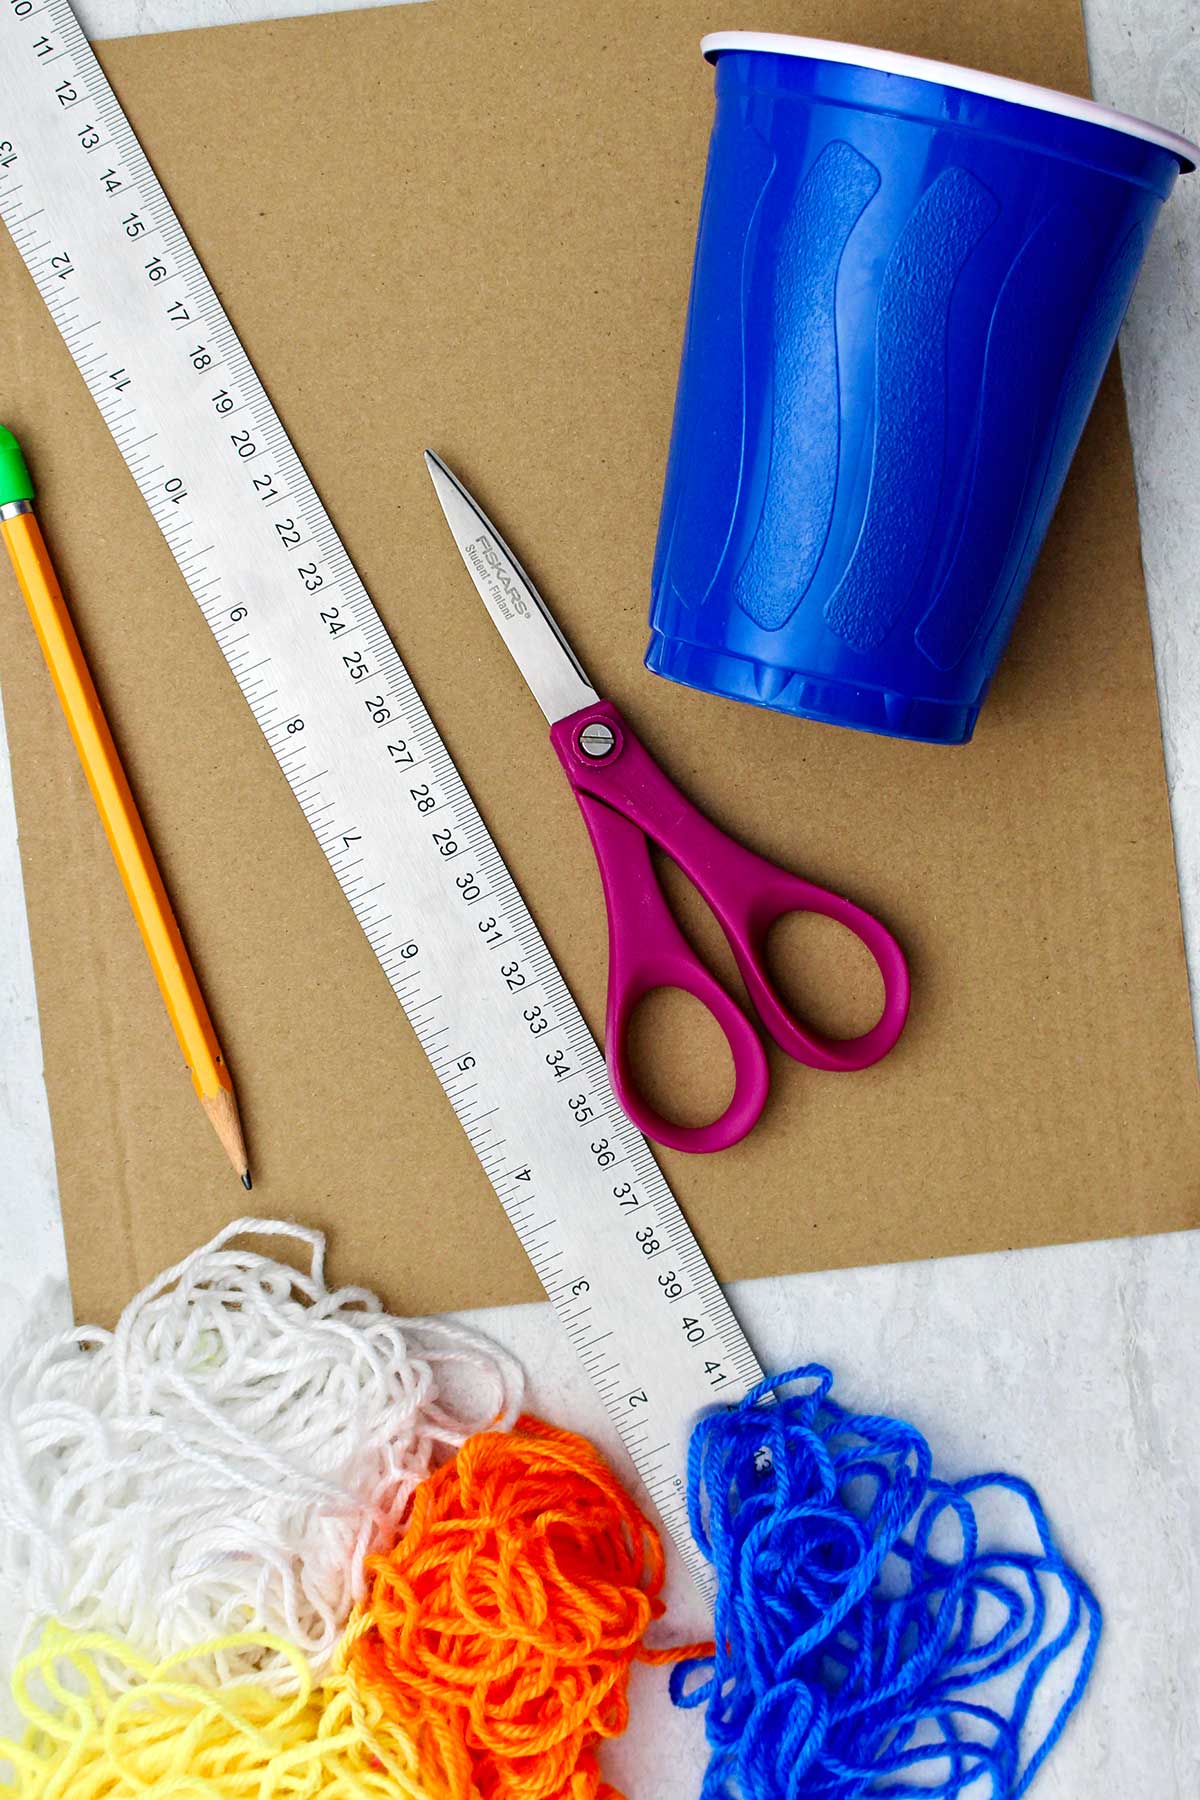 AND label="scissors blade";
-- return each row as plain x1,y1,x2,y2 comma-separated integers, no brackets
424,450,600,725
